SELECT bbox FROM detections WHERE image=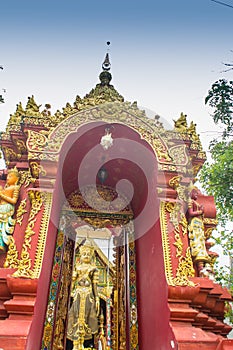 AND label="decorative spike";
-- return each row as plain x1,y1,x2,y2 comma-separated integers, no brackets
102,53,111,71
